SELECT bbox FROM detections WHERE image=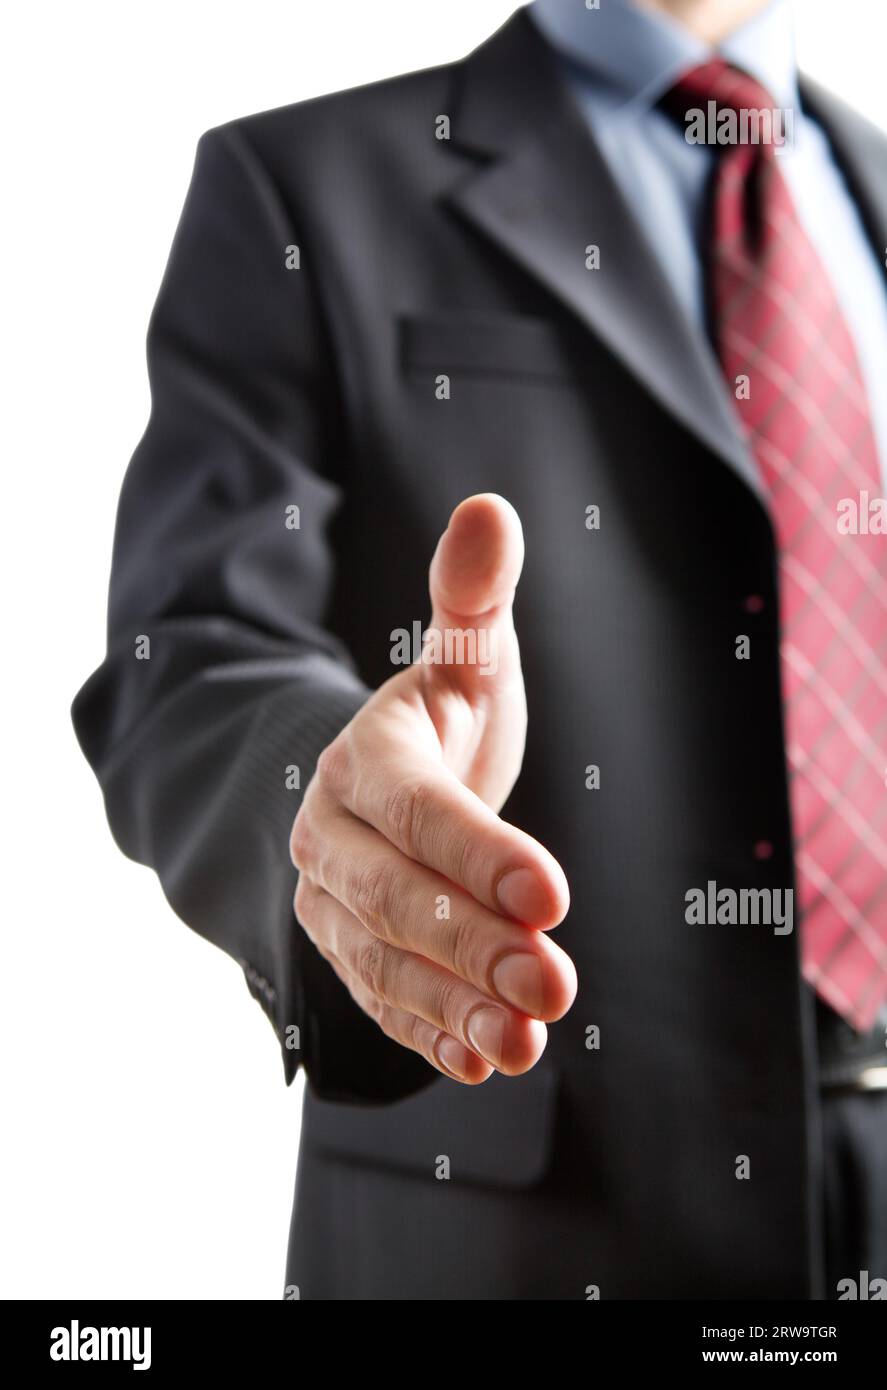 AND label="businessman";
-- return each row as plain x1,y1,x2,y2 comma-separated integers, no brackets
74,0,887,1298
